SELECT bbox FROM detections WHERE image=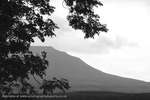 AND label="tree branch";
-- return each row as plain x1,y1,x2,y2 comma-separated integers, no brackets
32,74,41,85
